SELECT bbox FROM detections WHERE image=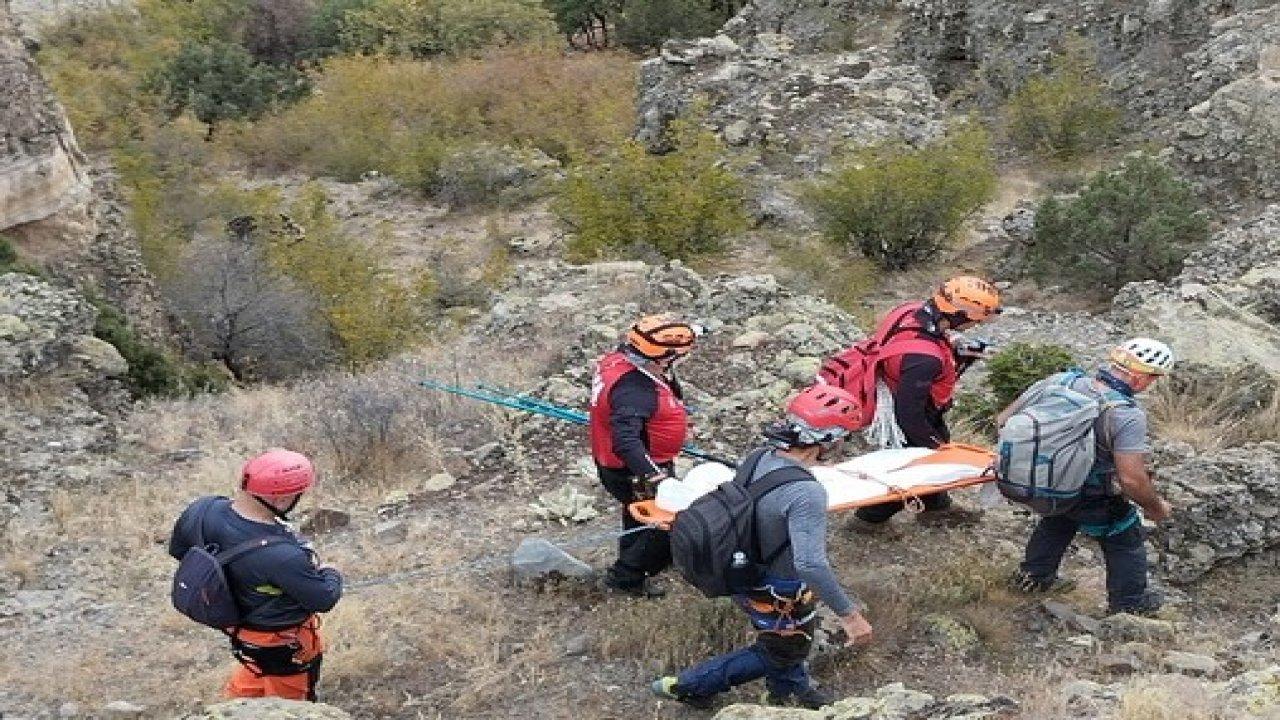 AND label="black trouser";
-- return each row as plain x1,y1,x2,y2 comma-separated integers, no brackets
598,463,672,586
1020,497,1153,612
855,489,952,523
